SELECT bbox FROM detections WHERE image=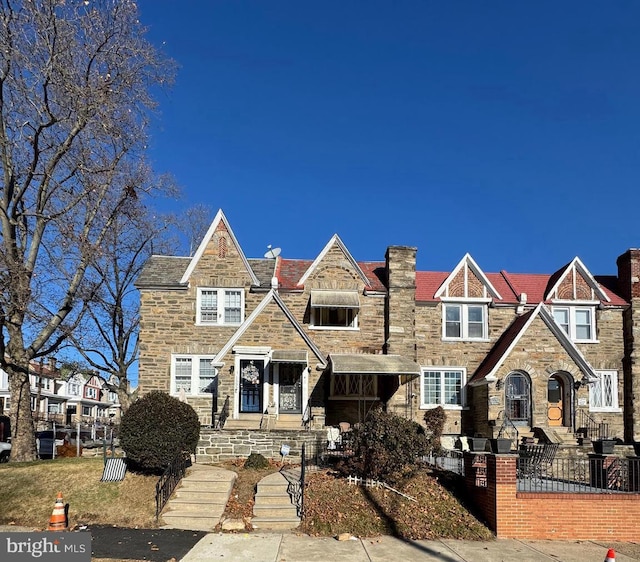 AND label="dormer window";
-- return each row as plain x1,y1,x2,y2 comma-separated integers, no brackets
310,290,359,330
443,303,487,340
552,306,596,342
197,288,244,326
